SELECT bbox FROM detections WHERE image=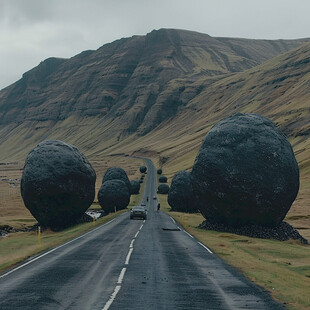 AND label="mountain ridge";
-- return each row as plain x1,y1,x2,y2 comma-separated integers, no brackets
0,28,310,163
